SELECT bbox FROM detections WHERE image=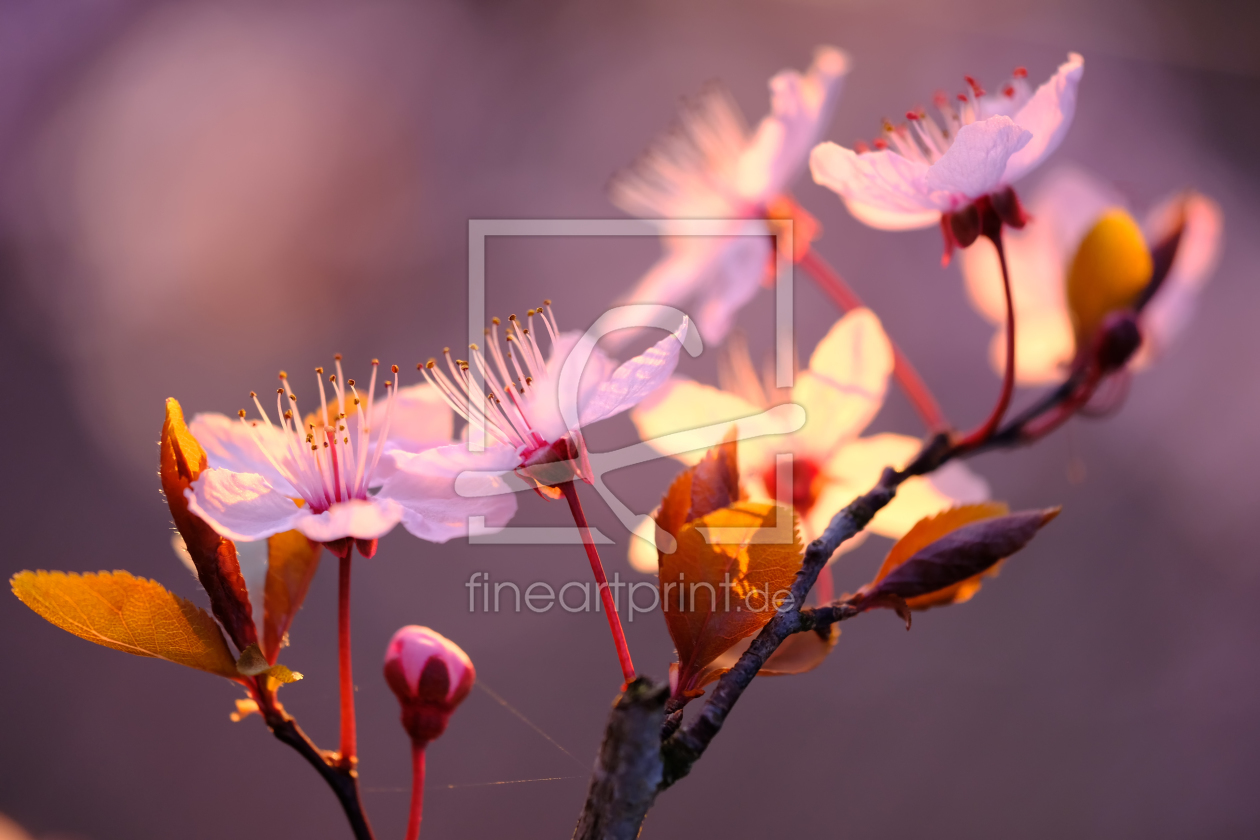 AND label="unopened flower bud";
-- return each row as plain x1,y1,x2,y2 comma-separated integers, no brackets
1066,209,1153,348
1095,311,1143,372
384,626,475,745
